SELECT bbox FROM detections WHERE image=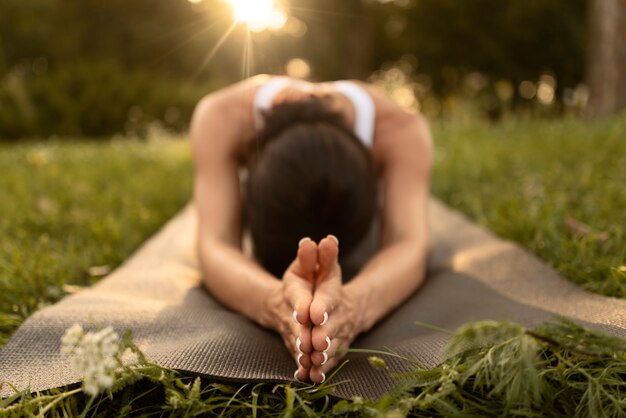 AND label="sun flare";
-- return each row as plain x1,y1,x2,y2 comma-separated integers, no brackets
226,0,286,32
